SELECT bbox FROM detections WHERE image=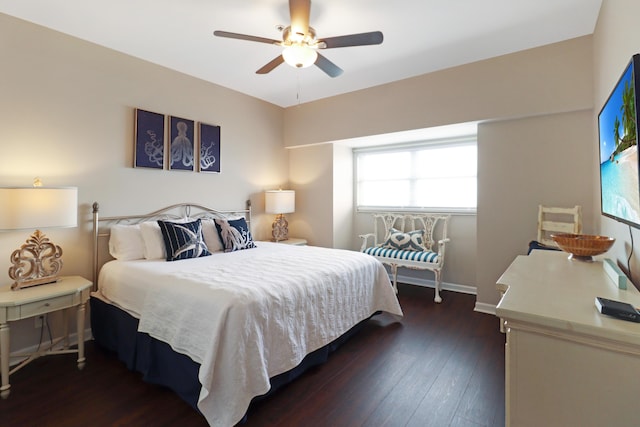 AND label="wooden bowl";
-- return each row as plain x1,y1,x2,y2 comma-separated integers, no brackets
551,233,615,261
